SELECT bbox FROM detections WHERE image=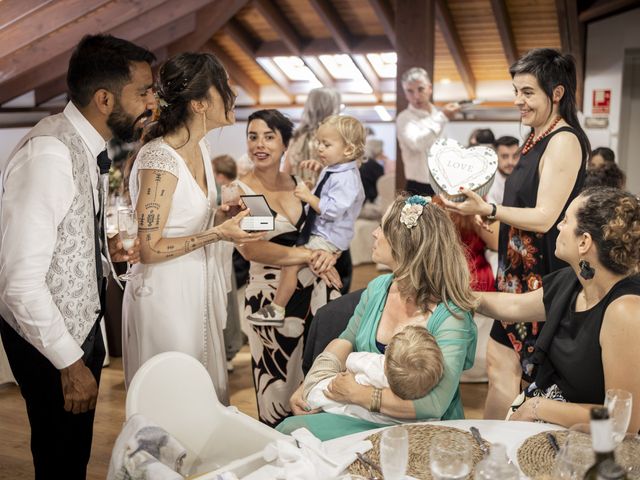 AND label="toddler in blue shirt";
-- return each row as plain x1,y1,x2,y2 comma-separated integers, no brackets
248,115,366,326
